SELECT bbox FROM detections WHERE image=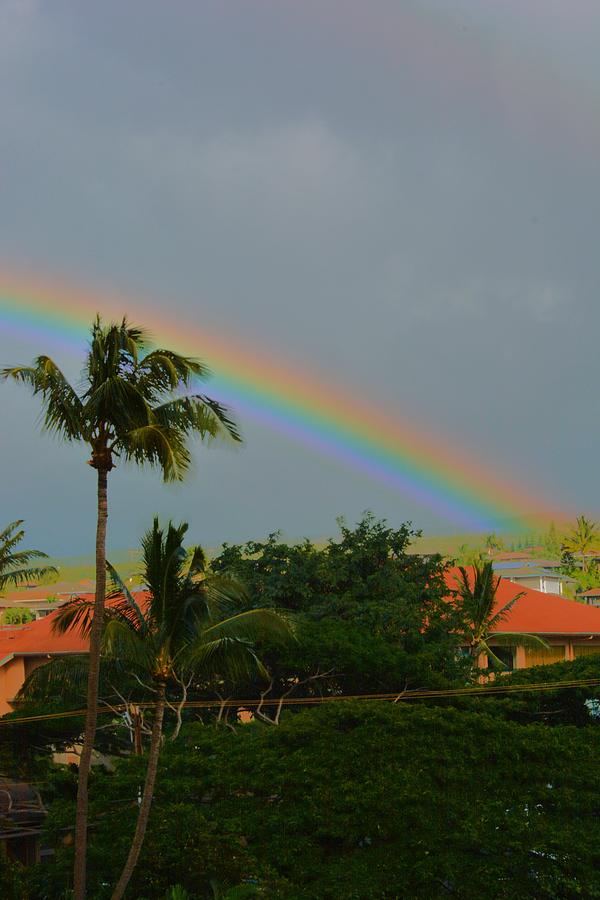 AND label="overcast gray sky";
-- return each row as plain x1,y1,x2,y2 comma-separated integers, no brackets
1,0,598,555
